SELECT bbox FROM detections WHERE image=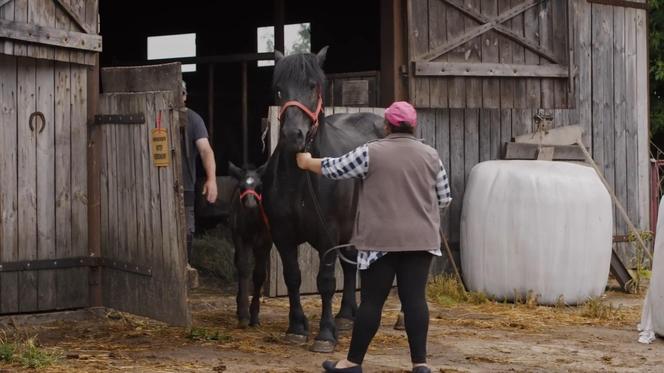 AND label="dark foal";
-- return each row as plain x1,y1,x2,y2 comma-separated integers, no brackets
229,162,272,328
